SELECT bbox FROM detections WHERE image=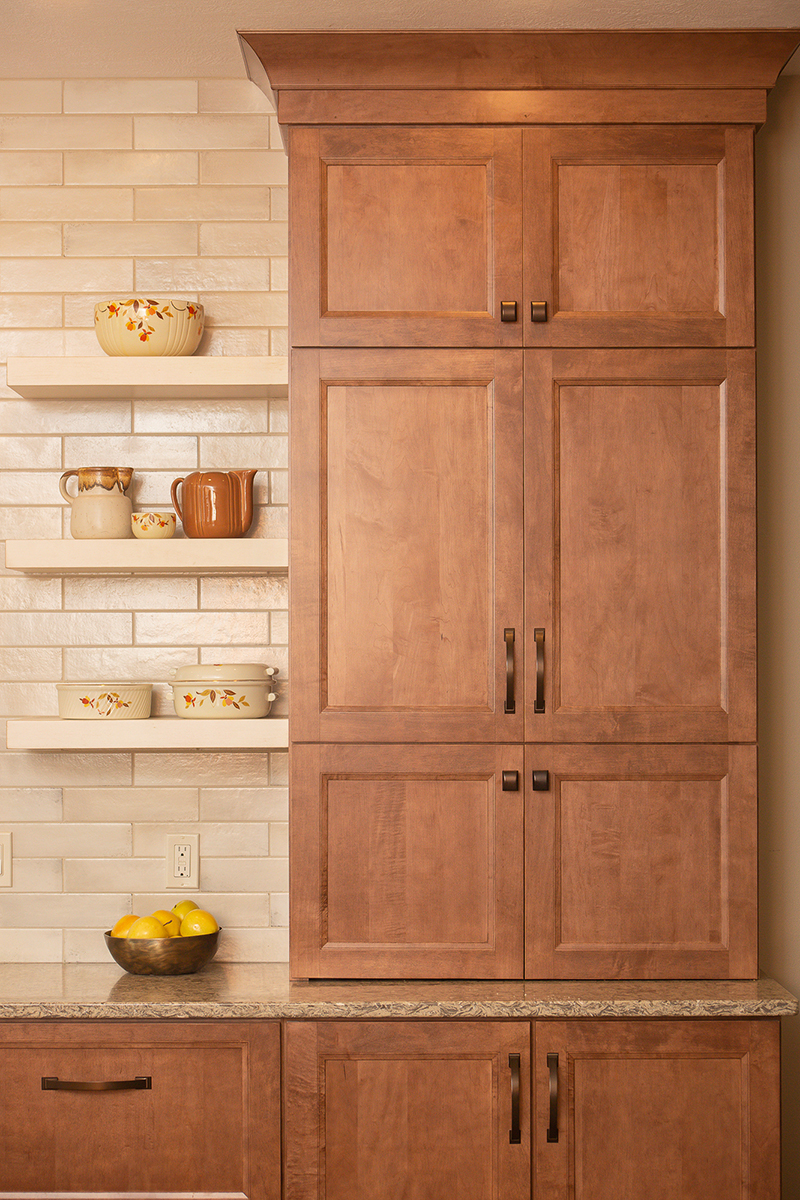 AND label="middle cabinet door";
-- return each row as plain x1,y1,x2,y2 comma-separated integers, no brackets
291,349,525,744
